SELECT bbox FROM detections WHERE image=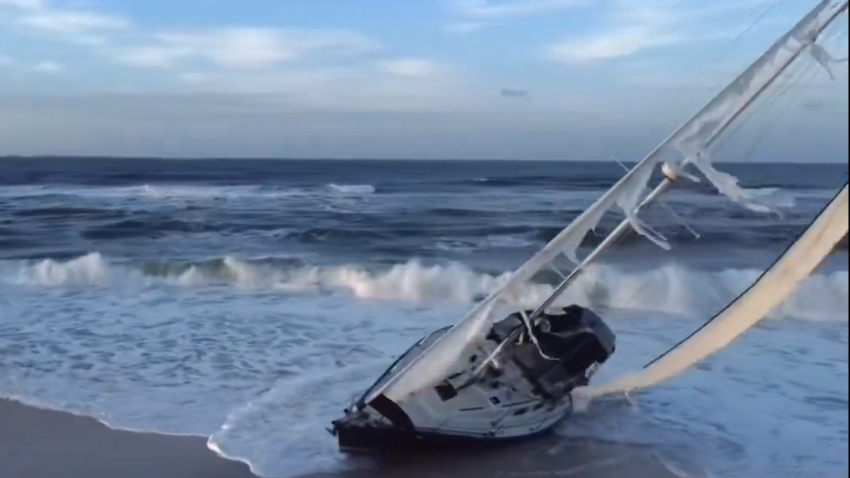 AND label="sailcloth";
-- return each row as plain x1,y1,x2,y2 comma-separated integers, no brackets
368,0,849,406
580,183,849,399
